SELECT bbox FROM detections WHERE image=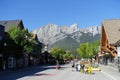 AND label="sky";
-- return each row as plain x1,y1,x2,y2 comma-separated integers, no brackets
0,0,120,31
